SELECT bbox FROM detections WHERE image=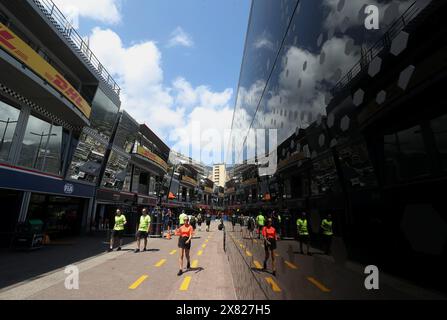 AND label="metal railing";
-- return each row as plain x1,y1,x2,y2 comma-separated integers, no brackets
32,0,121,96
330,1,420,97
